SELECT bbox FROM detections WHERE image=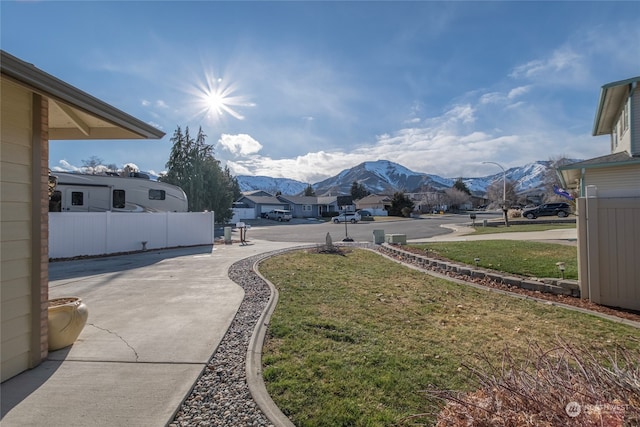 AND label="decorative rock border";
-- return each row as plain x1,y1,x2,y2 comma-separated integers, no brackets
379,243,580,298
